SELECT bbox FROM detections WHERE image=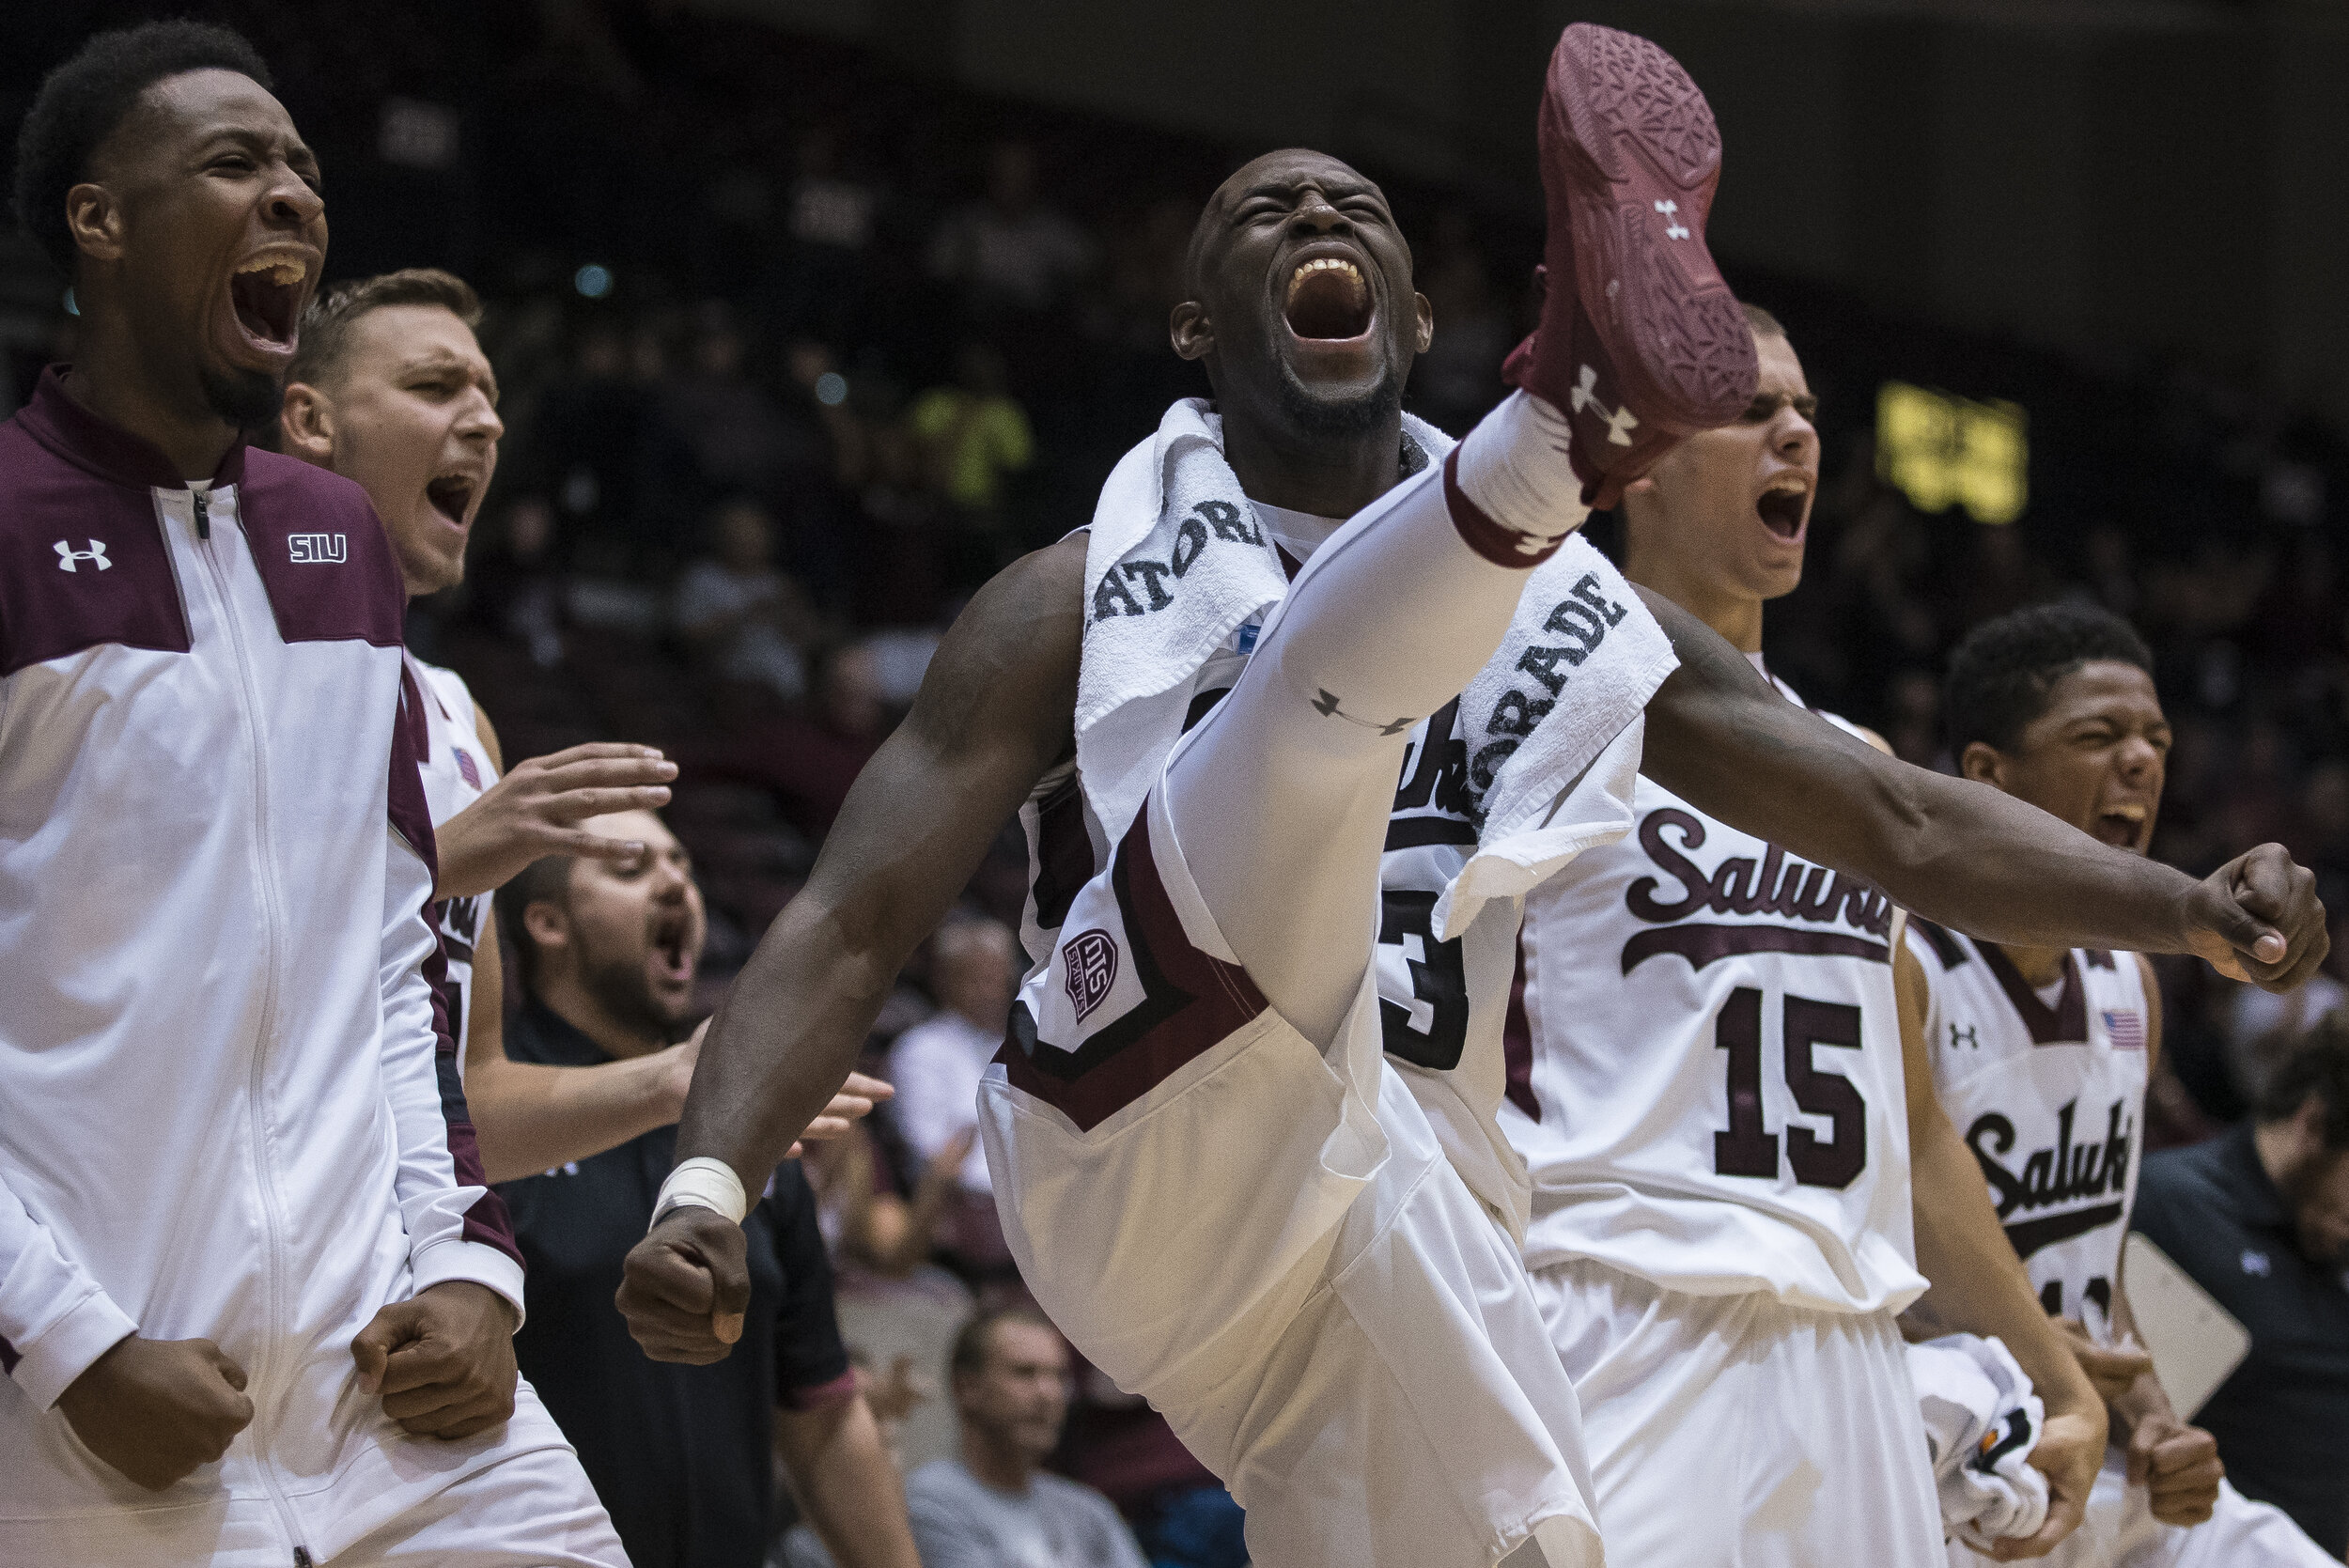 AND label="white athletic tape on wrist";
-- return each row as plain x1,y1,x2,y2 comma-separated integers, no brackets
650,1157,747,1230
